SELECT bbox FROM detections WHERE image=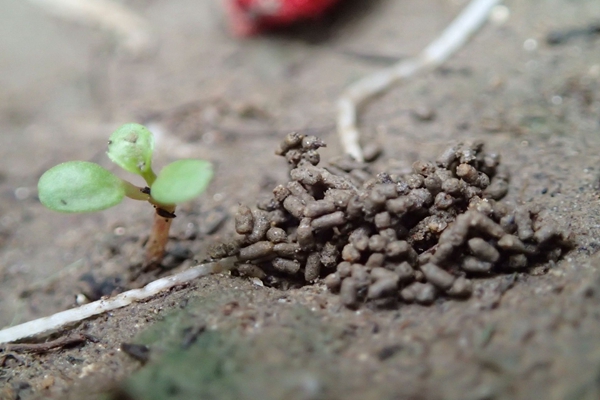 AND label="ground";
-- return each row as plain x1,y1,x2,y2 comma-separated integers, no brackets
1,0,600,399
